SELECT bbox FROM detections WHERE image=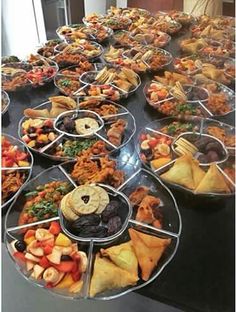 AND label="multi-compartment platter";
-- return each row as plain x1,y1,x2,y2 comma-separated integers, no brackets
5,157,181,299
136,117,235,197
18,98,136,162
1,133,34,208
